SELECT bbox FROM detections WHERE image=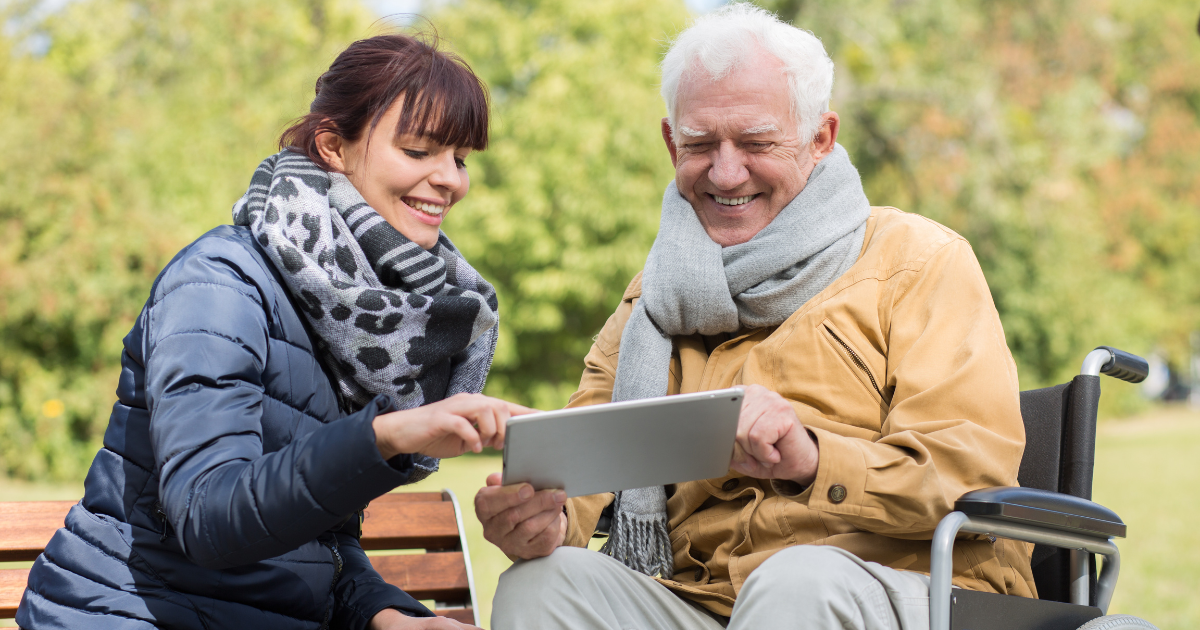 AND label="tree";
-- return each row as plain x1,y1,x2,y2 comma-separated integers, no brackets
431,0,689,409
758,0,1200,400
0,0,376,479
